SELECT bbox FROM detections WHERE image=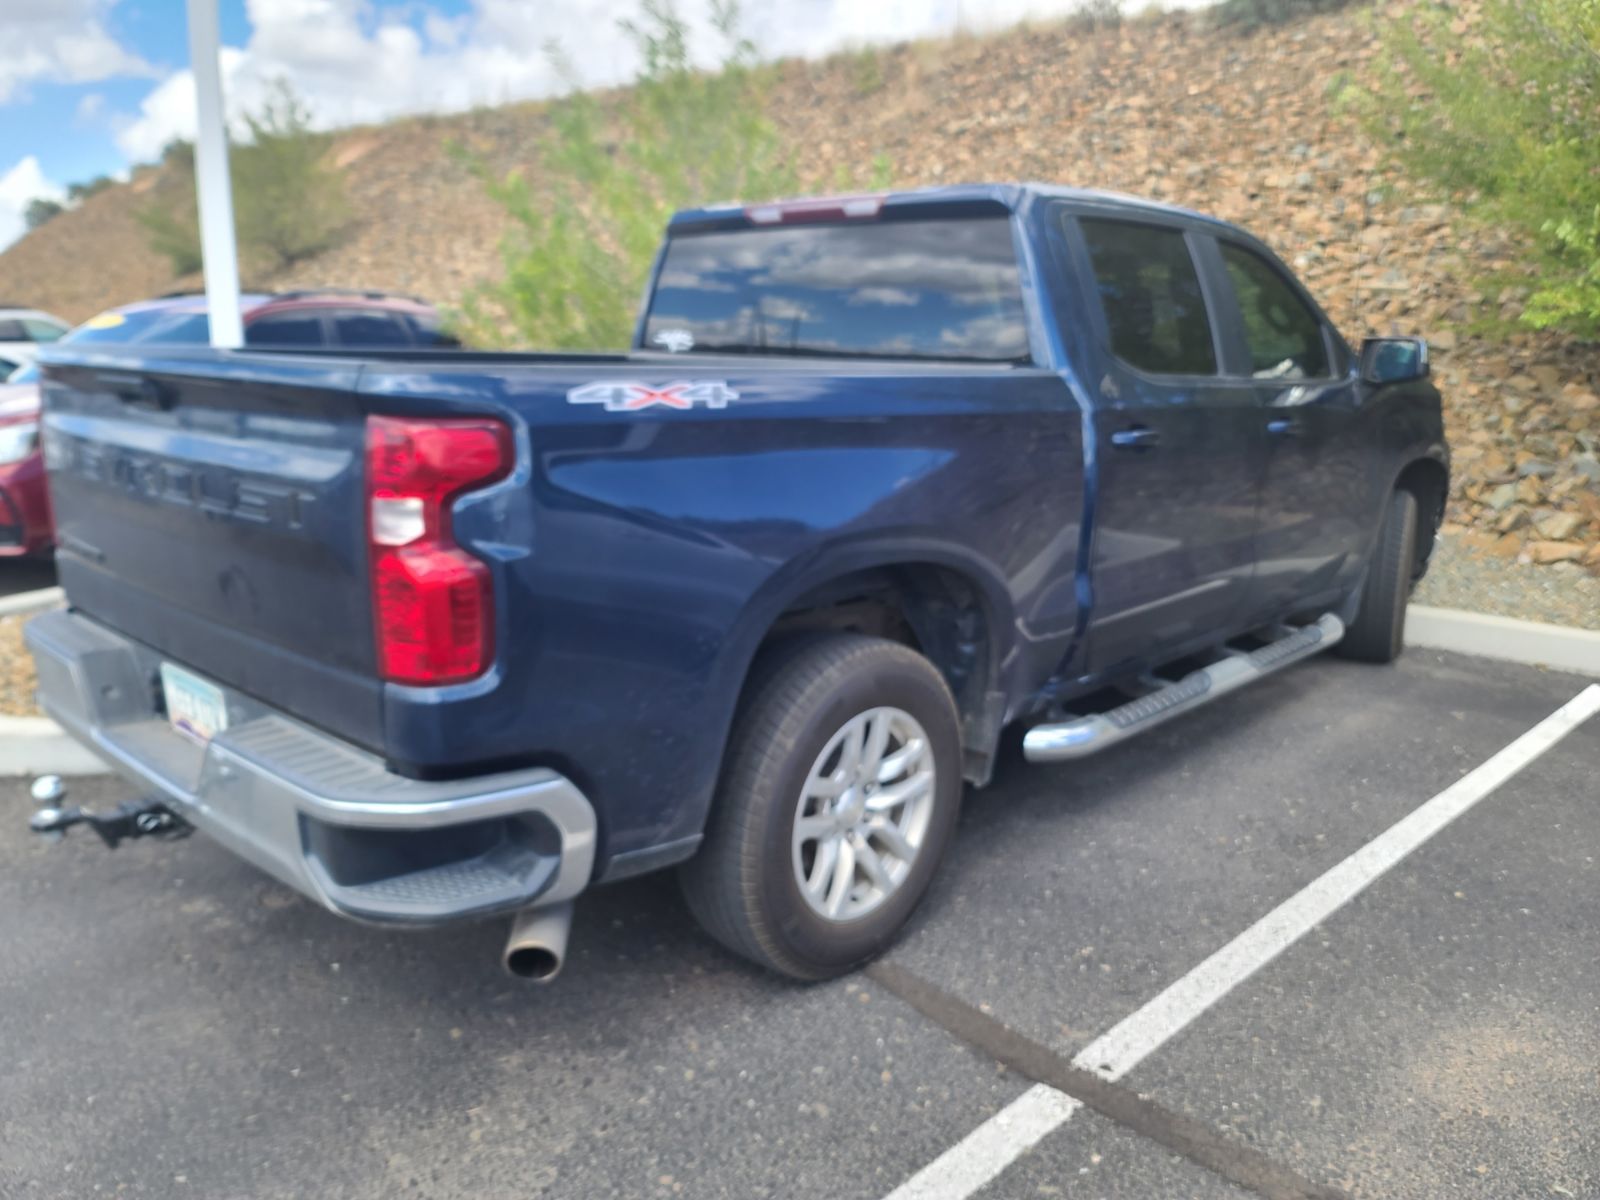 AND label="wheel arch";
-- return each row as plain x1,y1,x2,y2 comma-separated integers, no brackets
717,542,1018,792
1391,451,1449,579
